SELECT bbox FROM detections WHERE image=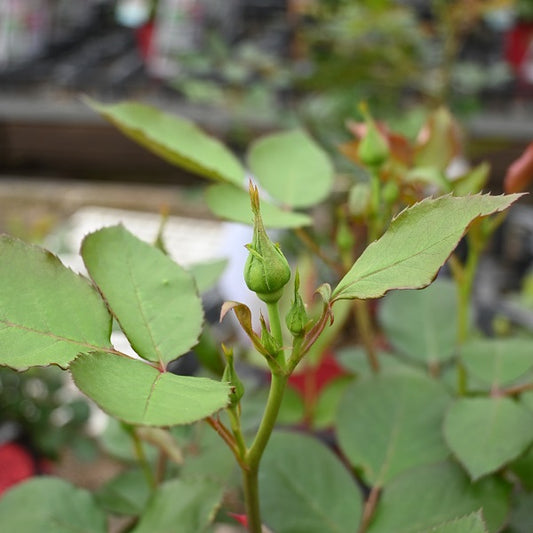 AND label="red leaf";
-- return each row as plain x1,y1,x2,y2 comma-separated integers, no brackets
504,142,533,193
